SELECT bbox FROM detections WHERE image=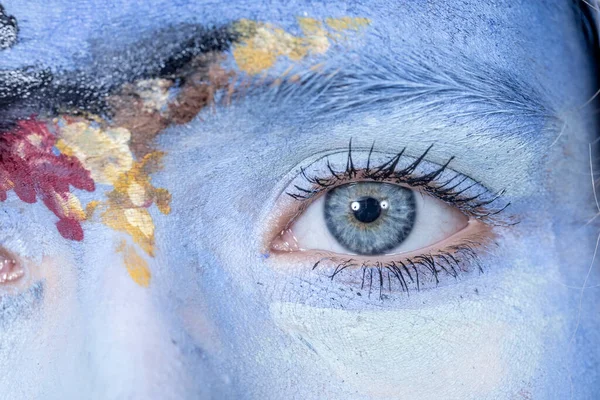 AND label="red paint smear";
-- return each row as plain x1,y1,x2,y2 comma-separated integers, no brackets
0,118,95,241
56,218,85,241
